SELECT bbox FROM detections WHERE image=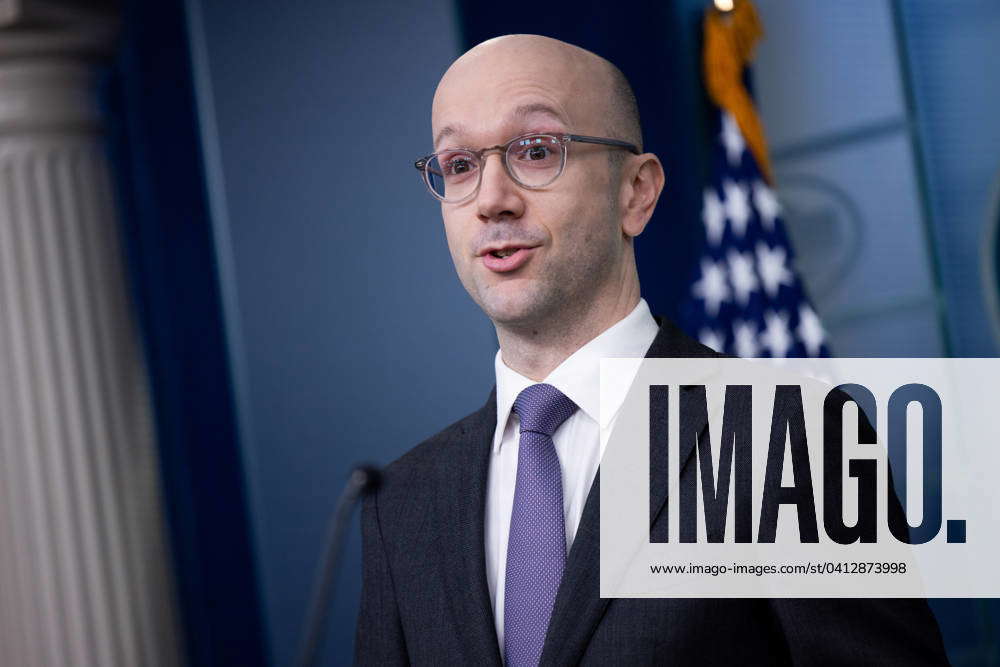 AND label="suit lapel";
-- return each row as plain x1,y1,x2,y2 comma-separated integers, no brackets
540,317,716,664
539,468,606,665
437,388,503,665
